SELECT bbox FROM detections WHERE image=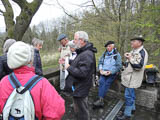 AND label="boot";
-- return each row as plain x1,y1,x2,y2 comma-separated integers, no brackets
117,115,131,120
93,97,104,107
